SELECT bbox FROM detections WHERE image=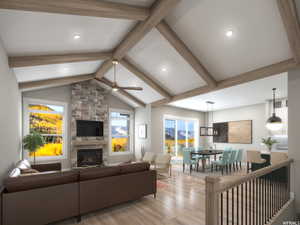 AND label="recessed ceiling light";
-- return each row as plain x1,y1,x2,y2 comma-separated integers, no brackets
73,34,81,40
226,30,233,37
161,67,167,72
